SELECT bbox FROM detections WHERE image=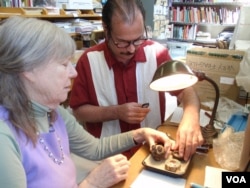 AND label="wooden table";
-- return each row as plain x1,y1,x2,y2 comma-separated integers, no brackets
111,123,221,188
